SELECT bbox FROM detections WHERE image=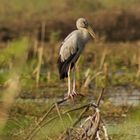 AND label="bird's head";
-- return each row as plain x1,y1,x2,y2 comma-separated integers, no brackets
76,18,96,39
